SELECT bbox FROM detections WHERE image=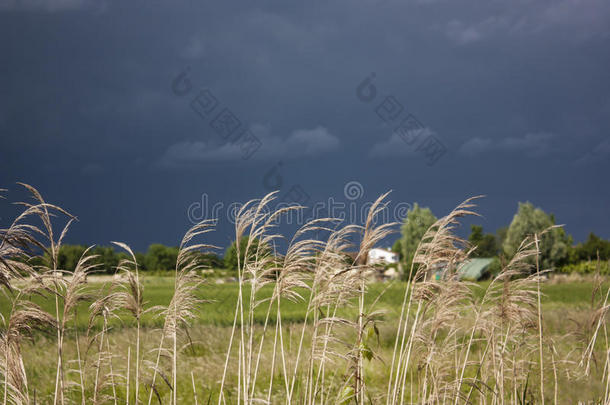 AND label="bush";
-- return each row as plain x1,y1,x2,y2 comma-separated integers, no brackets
558,260,610,275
